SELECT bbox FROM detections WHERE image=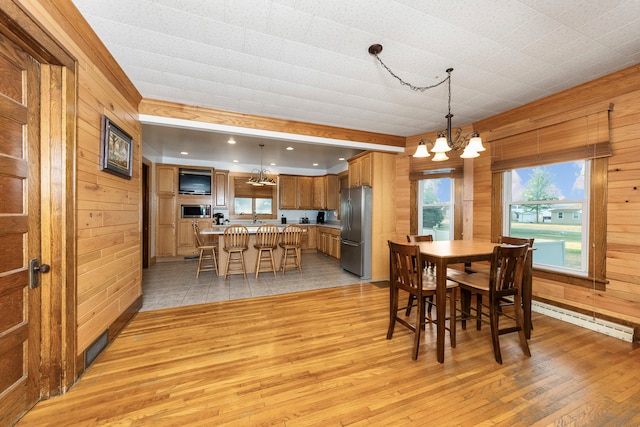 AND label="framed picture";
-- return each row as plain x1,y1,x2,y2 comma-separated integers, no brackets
100,115,133,179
